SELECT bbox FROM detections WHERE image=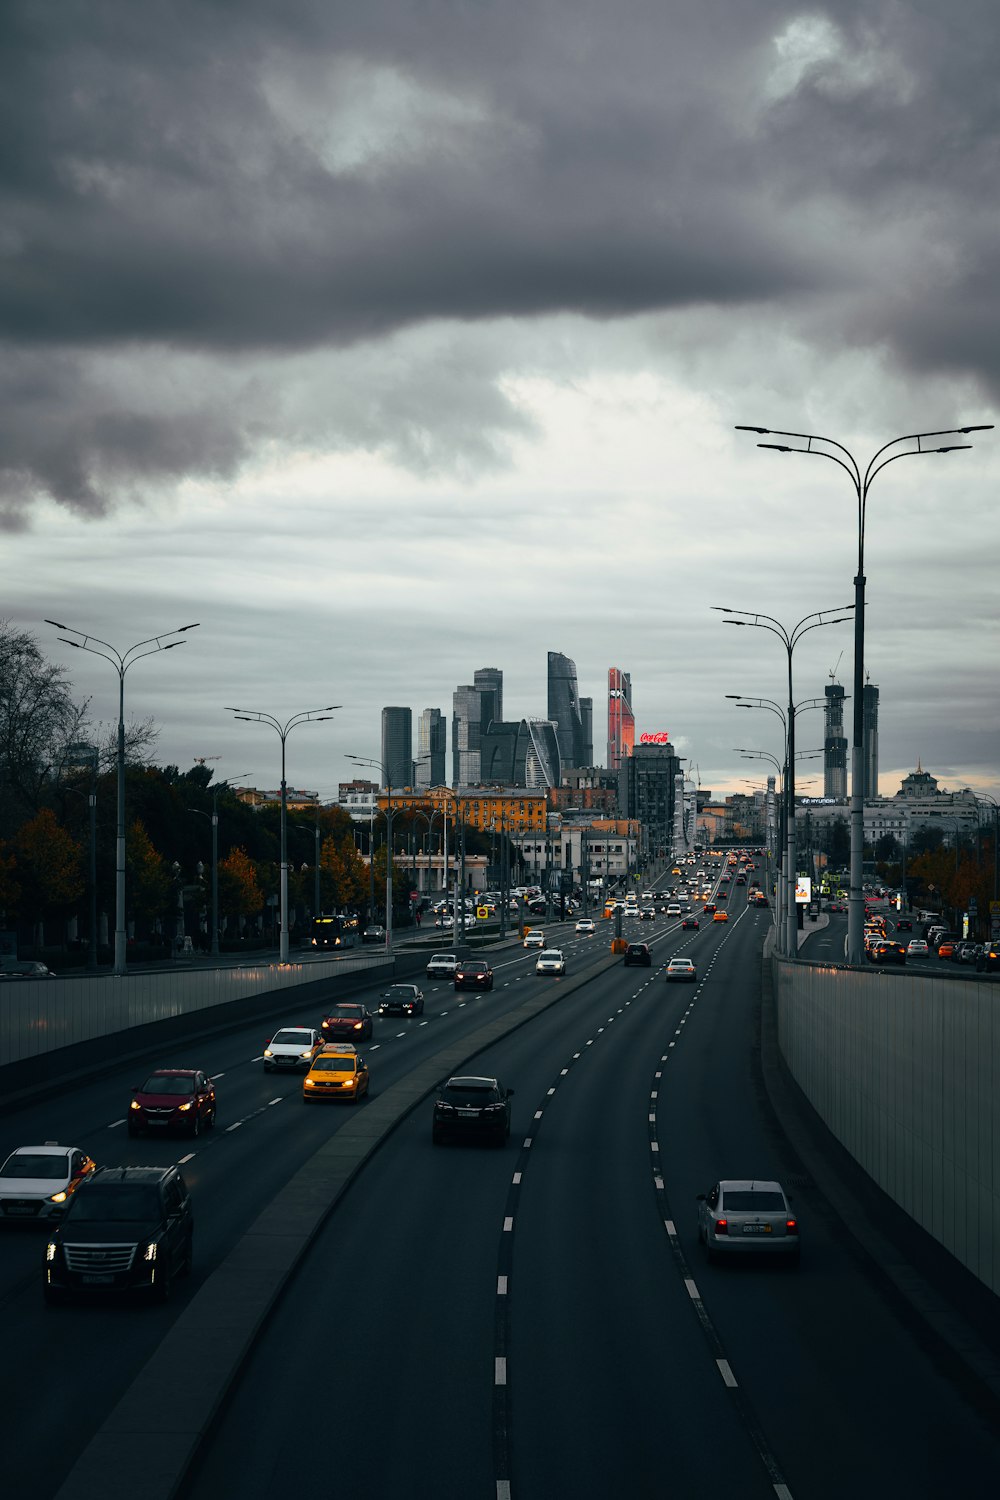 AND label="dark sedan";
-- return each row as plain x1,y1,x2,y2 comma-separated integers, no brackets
623,943,652,967
454,959,494,991
681,917,700,930
432,1076,513,1146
